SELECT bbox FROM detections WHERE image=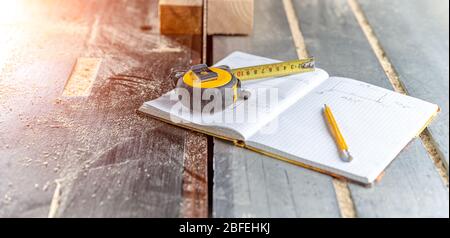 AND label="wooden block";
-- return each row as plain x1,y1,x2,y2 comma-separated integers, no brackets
159,0,203,35
207,0,254,35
